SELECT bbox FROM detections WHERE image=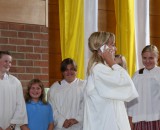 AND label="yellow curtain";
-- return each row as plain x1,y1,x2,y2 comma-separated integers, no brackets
114,0,136,76
59,0,84,79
